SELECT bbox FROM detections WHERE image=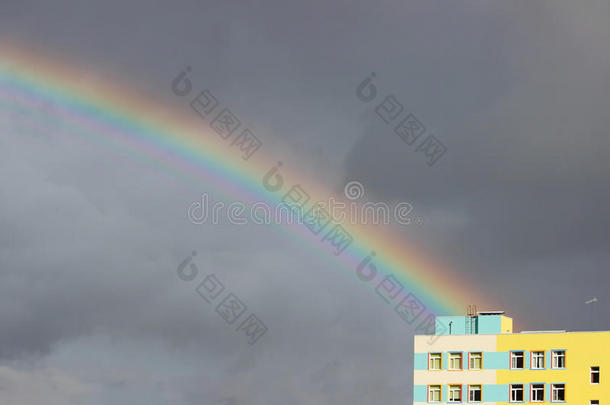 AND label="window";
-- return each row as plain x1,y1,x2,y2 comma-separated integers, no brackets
449,353,463,370
469,352,482,370
531,351,545,369
552,351,566,368
511,351,524,369
590,401,599,405
428,385,441,402
551,384,565,401
448,385,462,402
591,366,600,384
531,384,545,402
510,384,524,402
429,353,442,370
468,385,482,402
